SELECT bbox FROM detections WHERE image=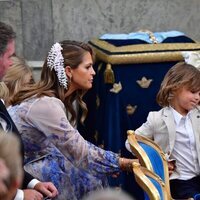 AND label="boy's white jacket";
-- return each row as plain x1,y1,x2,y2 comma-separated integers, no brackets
126,106,200,180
